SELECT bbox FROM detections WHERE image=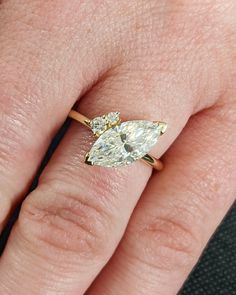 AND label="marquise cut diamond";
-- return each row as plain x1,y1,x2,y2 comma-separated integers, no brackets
87,120,162,167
